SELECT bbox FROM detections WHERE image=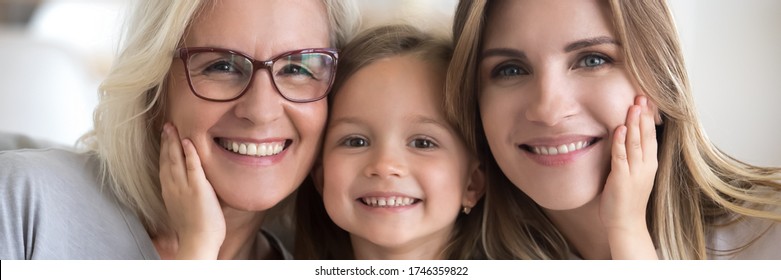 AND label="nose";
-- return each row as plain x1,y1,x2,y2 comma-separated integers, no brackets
363,143,407,179
524,71,579,126
233,70,284,124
